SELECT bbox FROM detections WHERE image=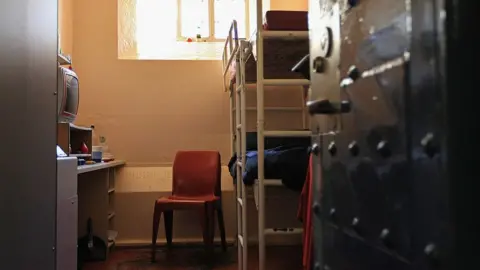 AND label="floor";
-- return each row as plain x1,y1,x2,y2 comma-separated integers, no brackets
83,246,303,270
